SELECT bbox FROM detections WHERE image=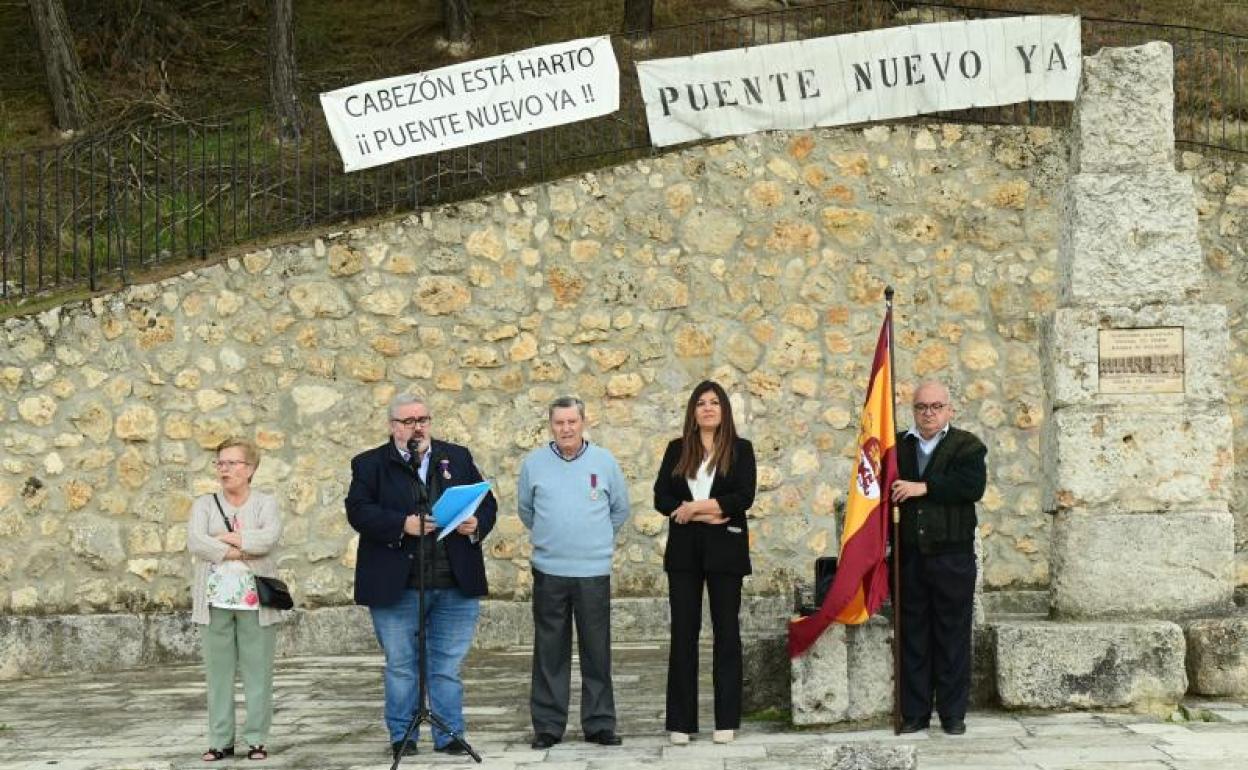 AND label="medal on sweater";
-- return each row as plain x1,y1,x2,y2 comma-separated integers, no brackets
589,473,599,501
439,458,452,480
